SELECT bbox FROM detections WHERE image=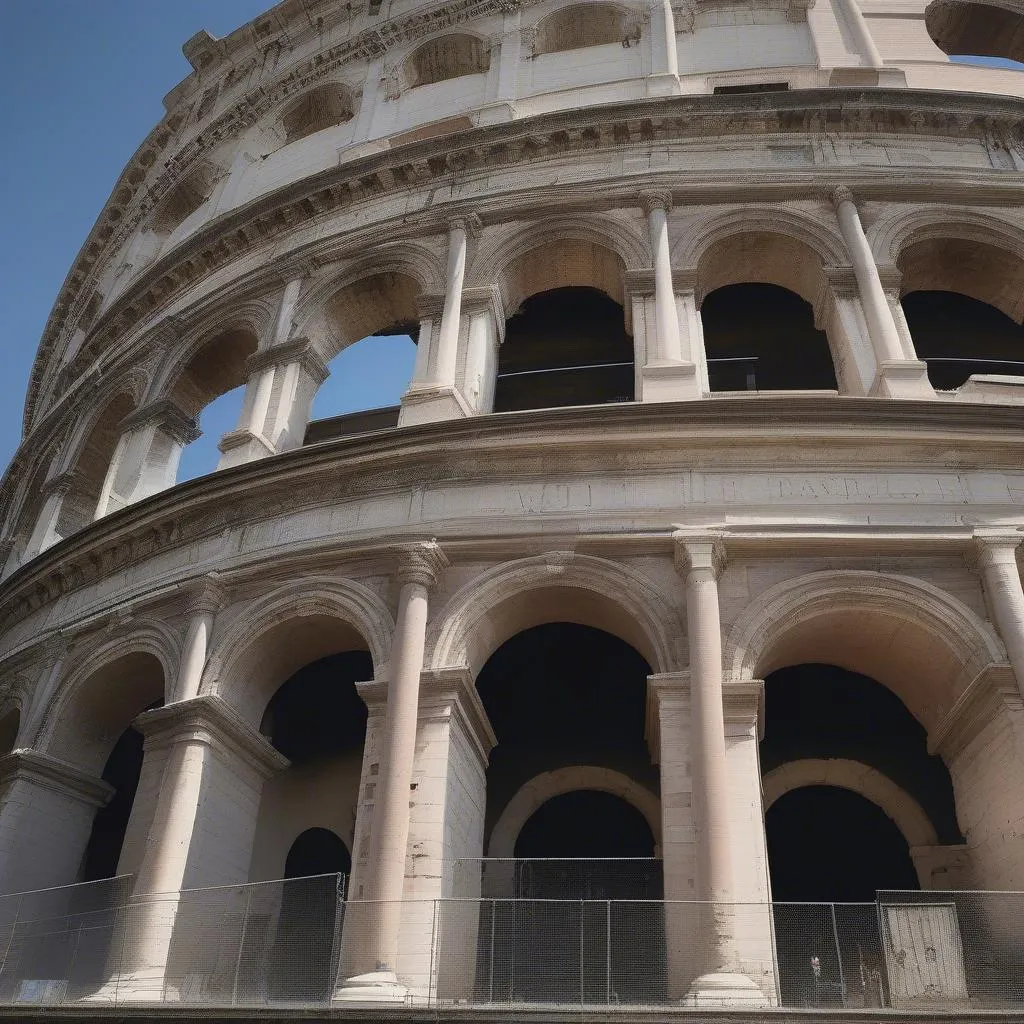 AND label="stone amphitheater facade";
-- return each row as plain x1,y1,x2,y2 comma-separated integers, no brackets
1,0,1024,1010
